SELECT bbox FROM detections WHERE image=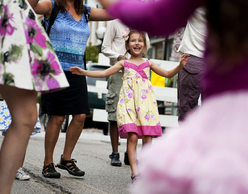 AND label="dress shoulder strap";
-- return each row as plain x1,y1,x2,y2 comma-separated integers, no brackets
123,60,128,67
